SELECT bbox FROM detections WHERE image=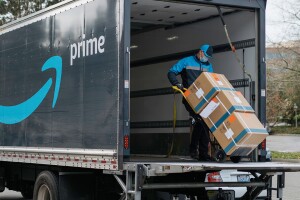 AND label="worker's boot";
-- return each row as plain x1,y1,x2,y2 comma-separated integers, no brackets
199,153,213,161
190,149,199,160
